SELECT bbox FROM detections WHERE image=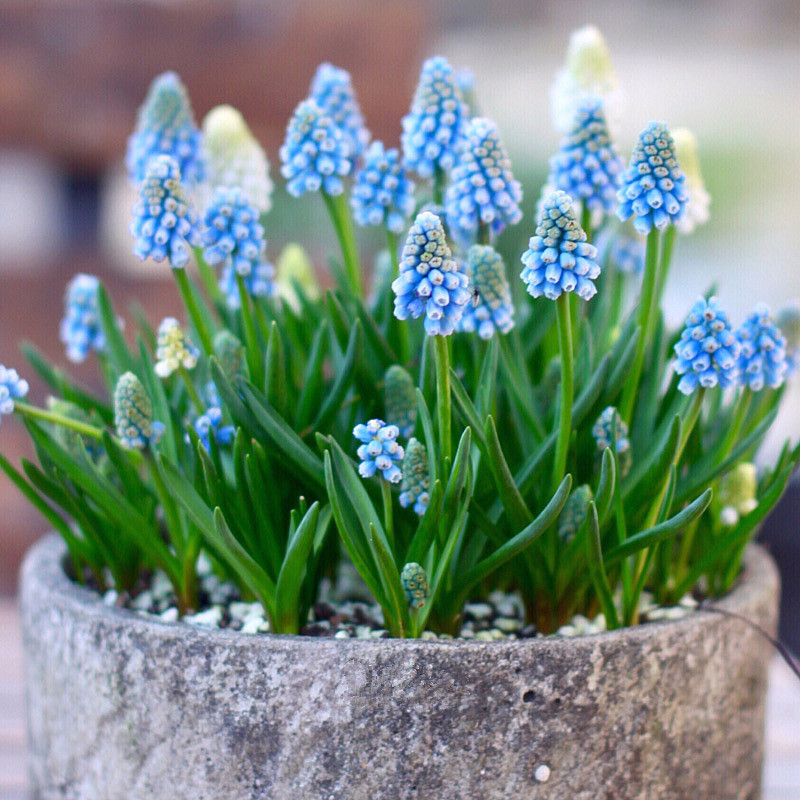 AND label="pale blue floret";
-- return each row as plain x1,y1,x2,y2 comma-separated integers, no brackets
279,99,352,197
548,98,623,218
59,274,105,363
398,438,430,515
351,141,416,235
130,155,201,269
191,407,235,451
353,419,404,483
126,71,205,187
444,117,523,244
401,56,468,178
736,304,788,391
0,365,29,423
218,262,275,310
673,297,740,395
594,226,645,274
392,211,470,336
202,186,266,277
309,63,370,162
113,372,165,450
617,122,688,235
520,190,600,301
458,245,515,339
